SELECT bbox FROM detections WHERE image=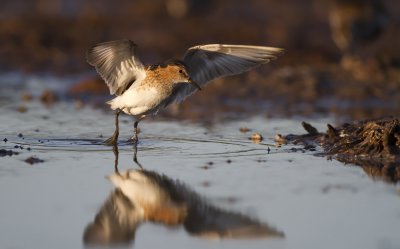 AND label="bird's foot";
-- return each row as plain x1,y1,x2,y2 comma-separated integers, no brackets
104,134,118,146
127,136,139,145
